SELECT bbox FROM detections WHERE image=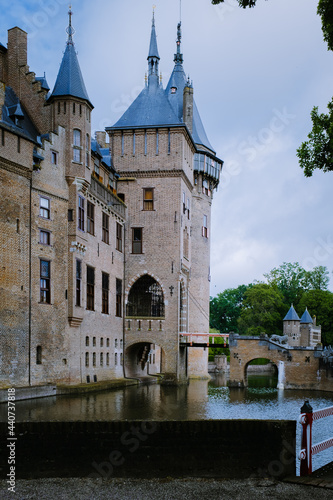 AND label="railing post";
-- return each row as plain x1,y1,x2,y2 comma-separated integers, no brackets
300,400,313,476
